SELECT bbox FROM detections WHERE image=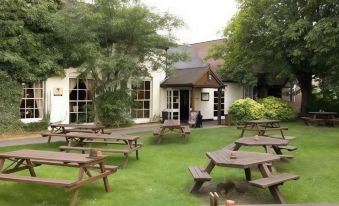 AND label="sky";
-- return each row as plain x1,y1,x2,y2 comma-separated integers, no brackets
140,0,238,44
